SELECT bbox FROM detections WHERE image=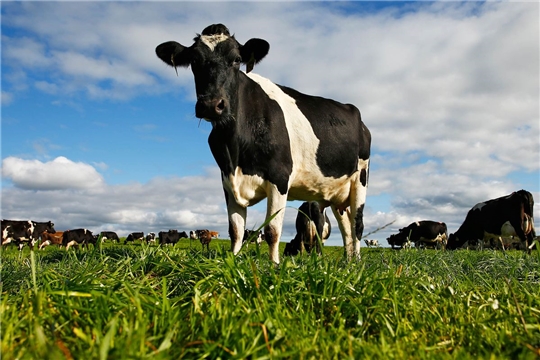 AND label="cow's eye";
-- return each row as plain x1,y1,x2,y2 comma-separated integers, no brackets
233,56,242,65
